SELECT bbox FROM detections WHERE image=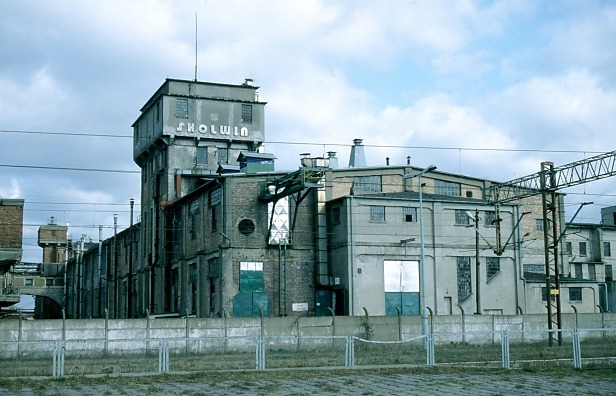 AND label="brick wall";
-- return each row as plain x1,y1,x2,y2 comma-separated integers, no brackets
0,199,24,249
